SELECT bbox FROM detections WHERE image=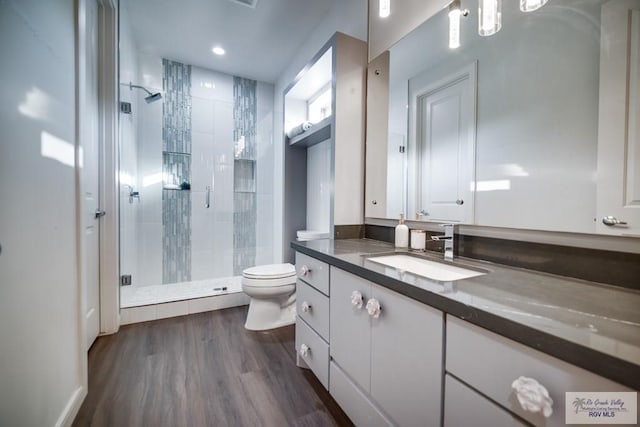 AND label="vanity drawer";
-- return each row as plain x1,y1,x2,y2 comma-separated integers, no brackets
296,279,329,341
296,316,329,389
446,315,635,427
295,252,329,295
330,361,394,427
444,374,526,427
